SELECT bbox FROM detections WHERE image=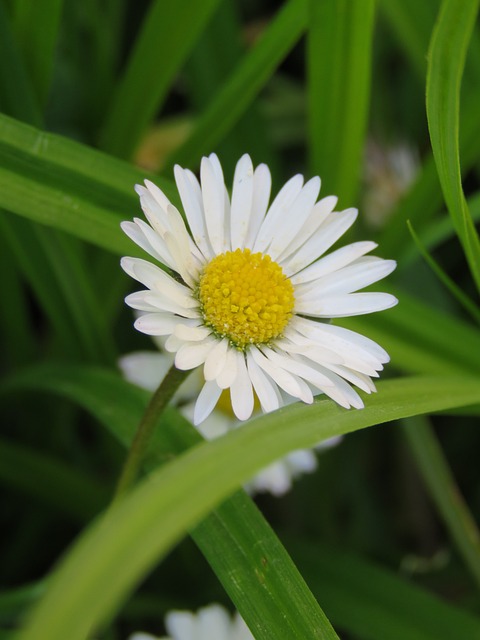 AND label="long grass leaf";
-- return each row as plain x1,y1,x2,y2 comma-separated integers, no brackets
426,0,480,293
13,374,480,640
